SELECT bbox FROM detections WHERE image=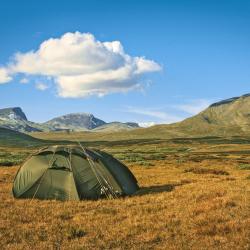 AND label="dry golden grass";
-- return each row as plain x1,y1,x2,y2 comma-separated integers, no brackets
0,138,250,250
